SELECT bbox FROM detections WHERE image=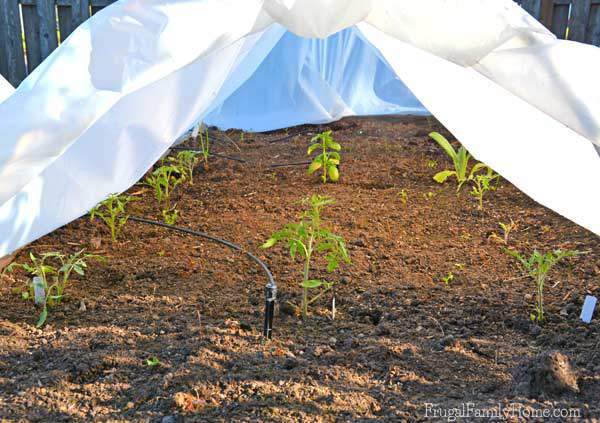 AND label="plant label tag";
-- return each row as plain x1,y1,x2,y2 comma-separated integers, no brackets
580,295,597,324
32,277,45,305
